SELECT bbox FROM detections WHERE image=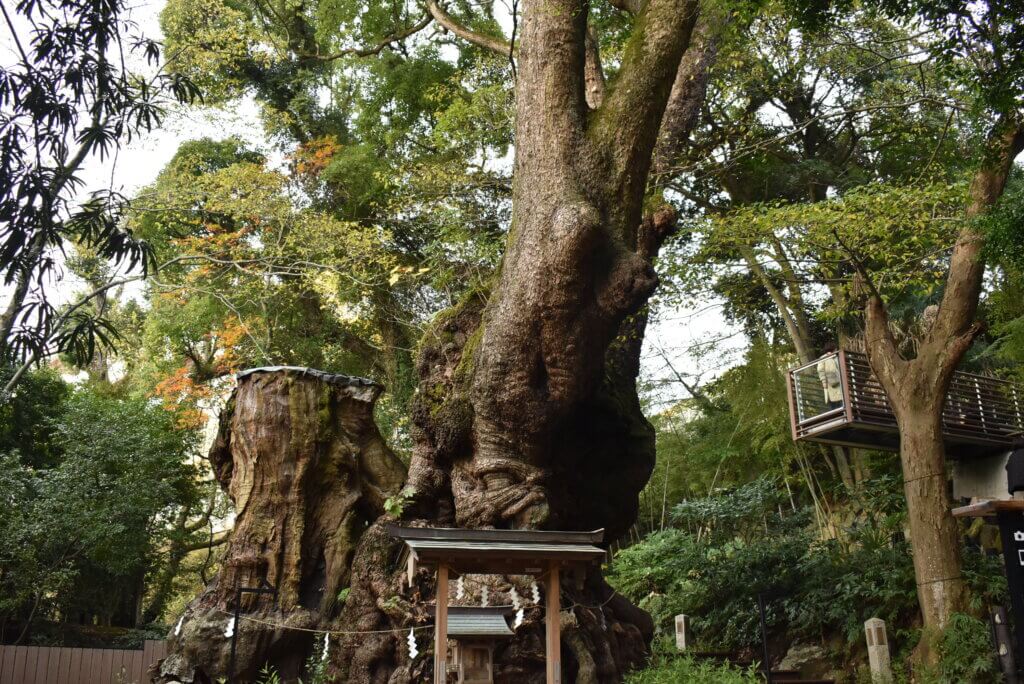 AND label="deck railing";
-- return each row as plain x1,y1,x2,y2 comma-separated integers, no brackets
789,351,1024,450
